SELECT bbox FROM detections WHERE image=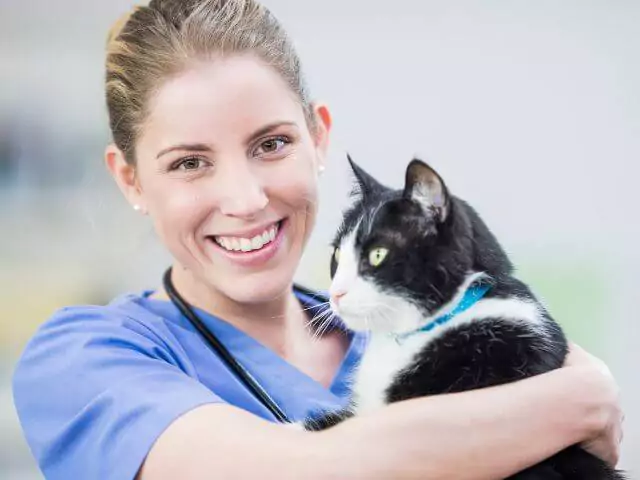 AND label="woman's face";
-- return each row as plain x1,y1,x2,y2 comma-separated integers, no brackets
109,56,330,304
